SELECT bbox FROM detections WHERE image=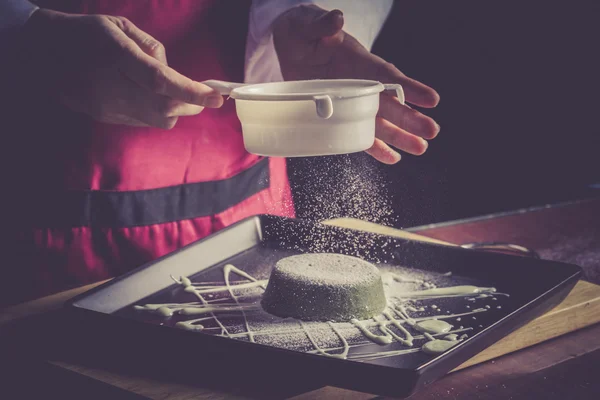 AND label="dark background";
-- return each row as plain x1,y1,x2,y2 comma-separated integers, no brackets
289,0,600,228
